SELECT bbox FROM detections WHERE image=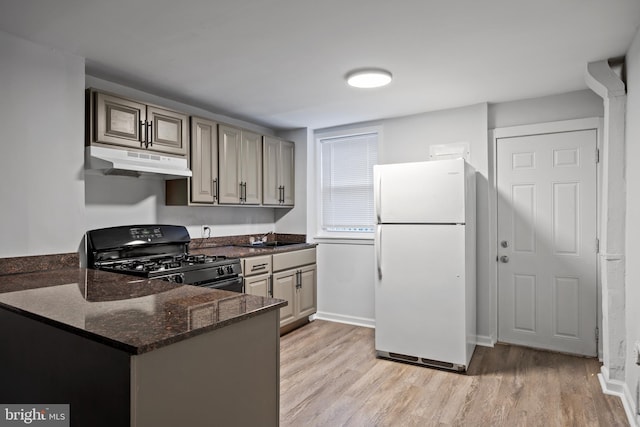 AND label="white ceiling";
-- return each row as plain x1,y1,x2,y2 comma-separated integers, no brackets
1,0,639,130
